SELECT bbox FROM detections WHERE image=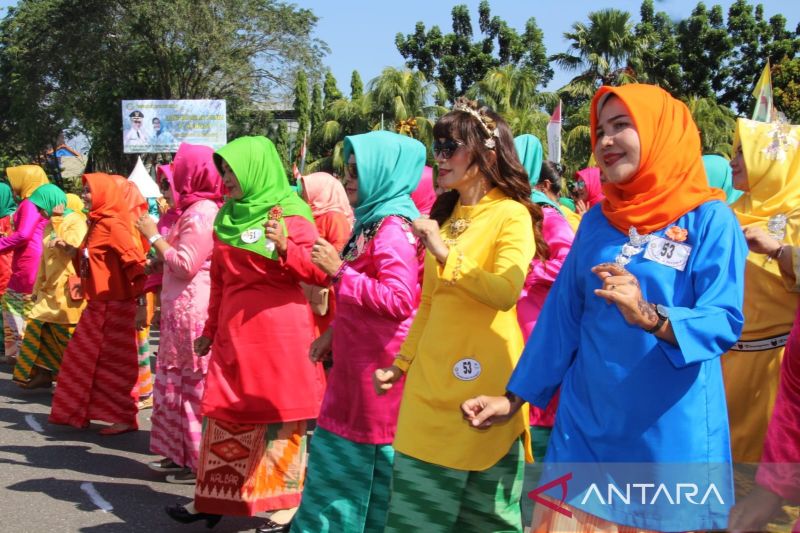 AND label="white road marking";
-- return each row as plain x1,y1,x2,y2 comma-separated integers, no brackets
24,414,43,433
80,482,113,512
